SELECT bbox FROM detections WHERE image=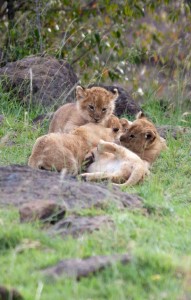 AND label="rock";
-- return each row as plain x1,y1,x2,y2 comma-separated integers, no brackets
19,200,66,223
89,84,141,117
42,253,131,279
156,125,190,139
0,165,143,210
50,215,113,237
0,56,78,108
0,285,23,300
